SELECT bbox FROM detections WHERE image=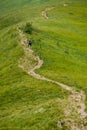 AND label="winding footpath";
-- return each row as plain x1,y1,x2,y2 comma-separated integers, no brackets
18,7,87,130
41,7,54,19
